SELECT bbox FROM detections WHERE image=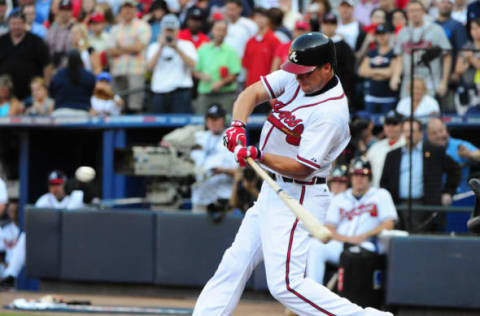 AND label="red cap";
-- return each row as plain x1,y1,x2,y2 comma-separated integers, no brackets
89,12,105,23
295,20,310,31
212,12,224,20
